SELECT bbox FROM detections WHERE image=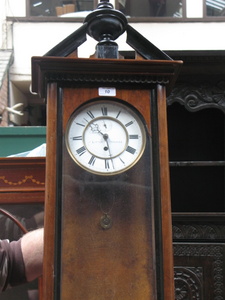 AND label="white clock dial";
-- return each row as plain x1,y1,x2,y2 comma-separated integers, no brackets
66,100,146,175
